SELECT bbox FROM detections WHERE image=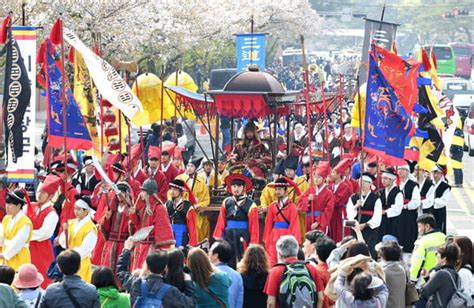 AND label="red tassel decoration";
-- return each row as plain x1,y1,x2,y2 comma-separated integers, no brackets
50,18,62,45
67,47,74,64
36,41,47,64
104,126,118,137
108,142,121,151
102,110,116,123
102,100,113,108
0,15,11,44
421,48,431,72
